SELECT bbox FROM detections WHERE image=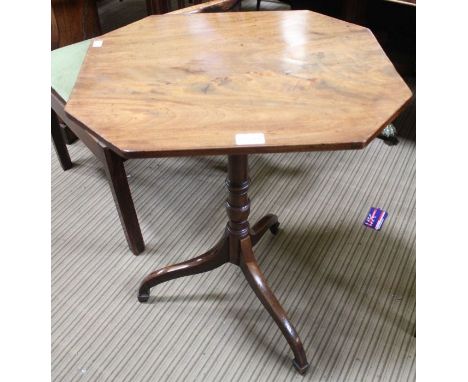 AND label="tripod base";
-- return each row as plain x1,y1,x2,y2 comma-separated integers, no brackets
138,155,309,374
